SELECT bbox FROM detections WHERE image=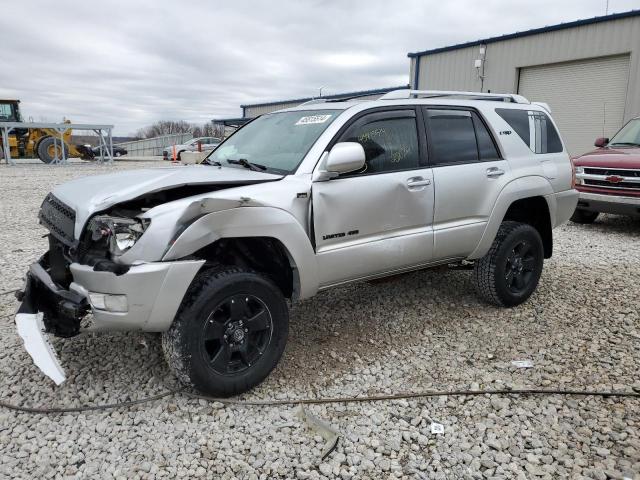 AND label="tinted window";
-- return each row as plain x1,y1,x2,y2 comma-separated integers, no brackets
496,108,563,154
341,116,419,174
427,110,478,165
472,113,500,160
